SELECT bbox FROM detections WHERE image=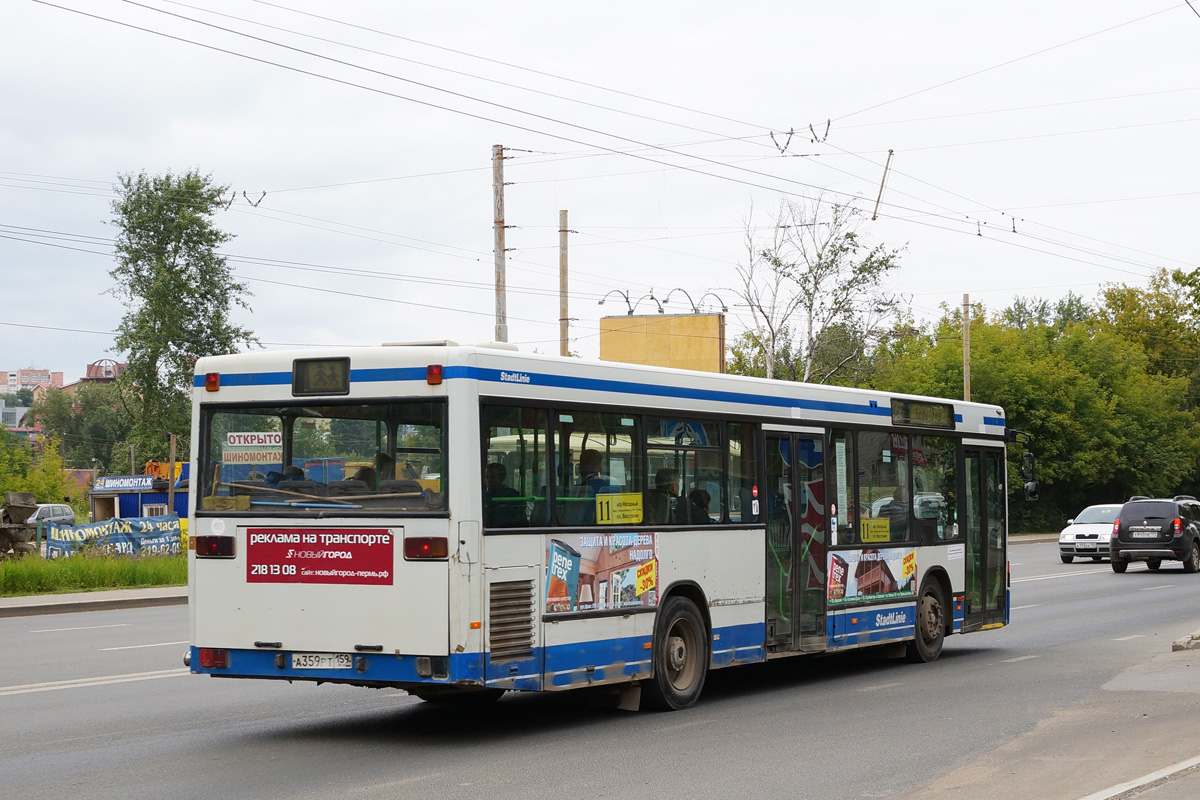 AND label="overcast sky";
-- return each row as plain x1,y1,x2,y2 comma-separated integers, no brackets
3,1,1198,383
